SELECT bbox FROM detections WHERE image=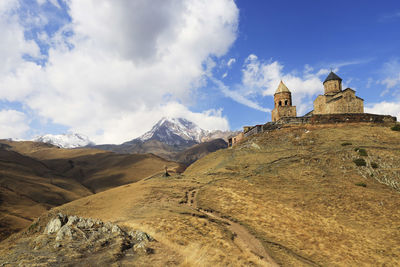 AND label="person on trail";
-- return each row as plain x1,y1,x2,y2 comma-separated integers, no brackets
164,165,170,177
